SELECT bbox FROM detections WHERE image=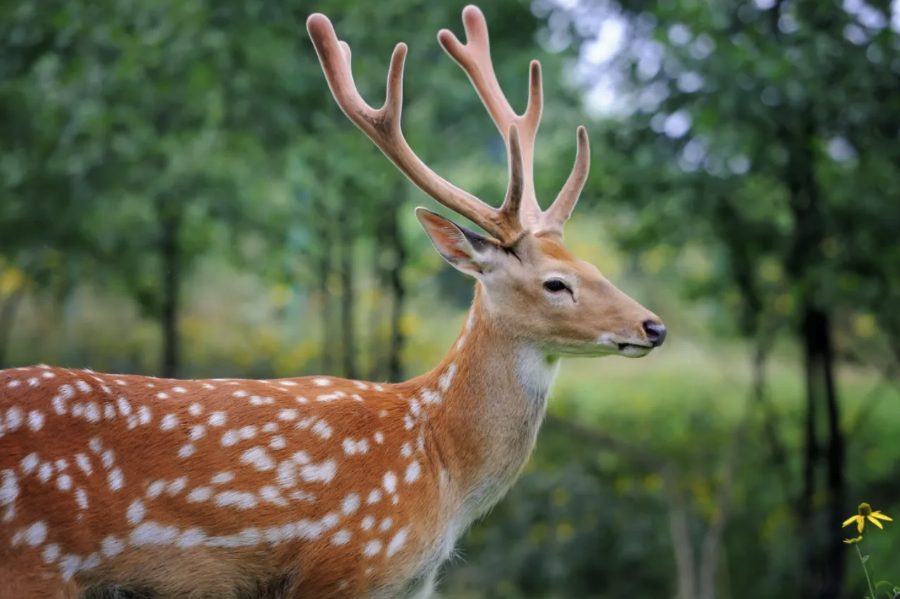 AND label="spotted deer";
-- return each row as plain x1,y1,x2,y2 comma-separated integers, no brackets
0,5,666,599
